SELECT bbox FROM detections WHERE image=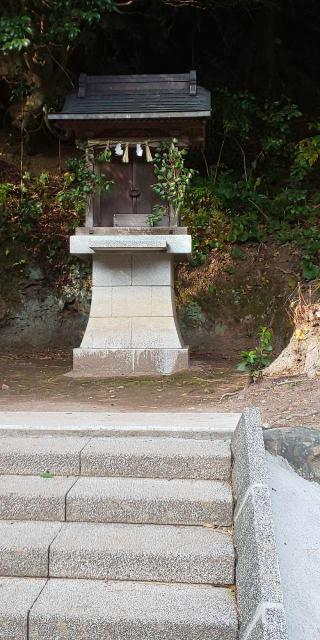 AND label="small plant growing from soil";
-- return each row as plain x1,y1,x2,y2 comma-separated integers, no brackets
237,326,273,382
